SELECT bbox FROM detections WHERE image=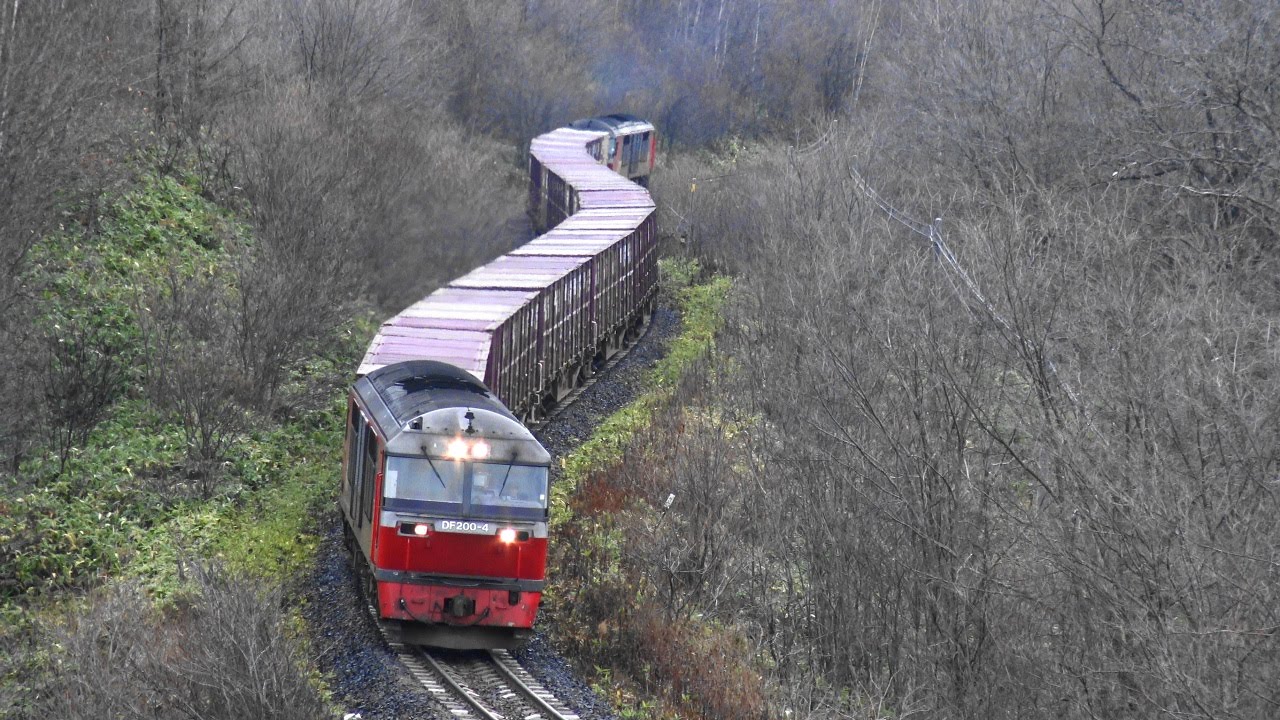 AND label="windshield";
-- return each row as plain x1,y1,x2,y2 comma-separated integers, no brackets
385,455,549,512
385,455,464,504
470,462,548,510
